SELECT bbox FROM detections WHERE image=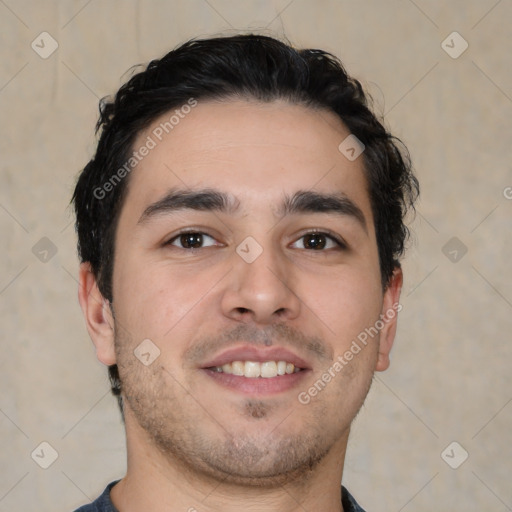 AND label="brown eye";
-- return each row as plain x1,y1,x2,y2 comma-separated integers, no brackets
180,233,203,248
292,232,342,250
303,233,327,249
168,232,217,249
